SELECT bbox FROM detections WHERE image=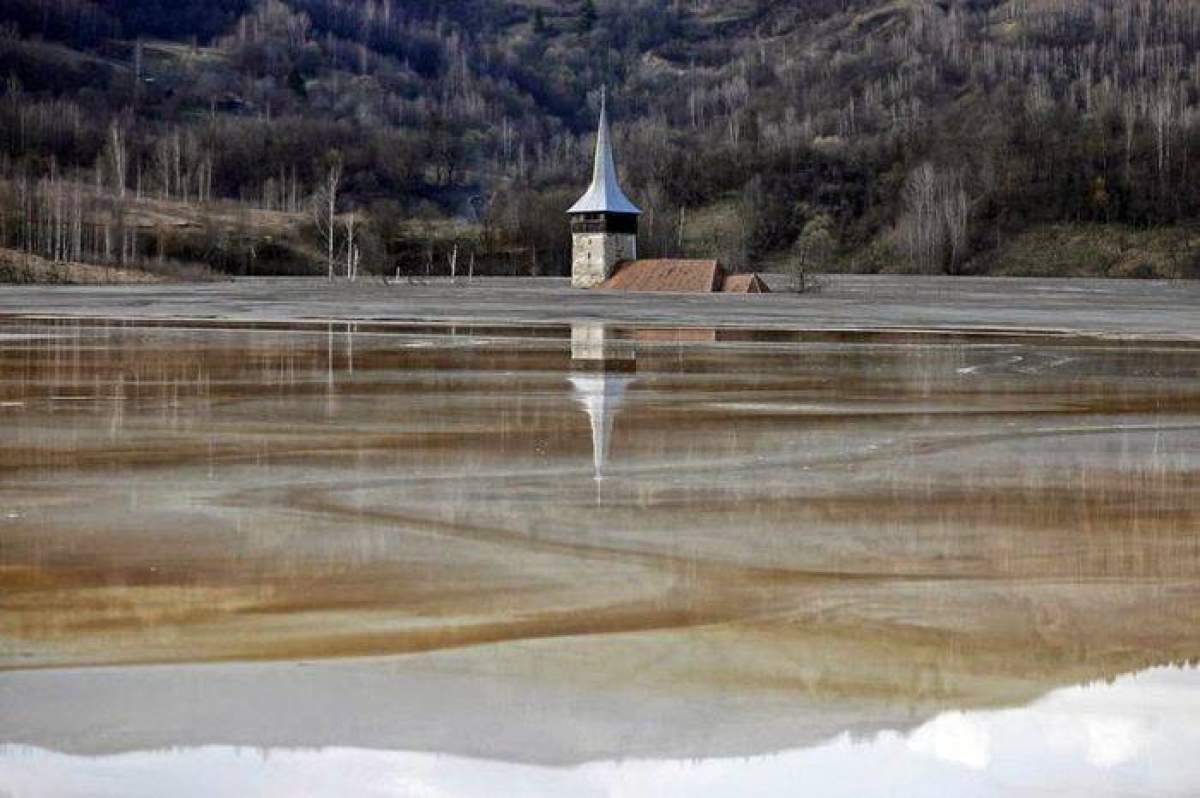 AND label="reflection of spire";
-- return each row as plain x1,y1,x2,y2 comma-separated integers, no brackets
569,373,634,481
